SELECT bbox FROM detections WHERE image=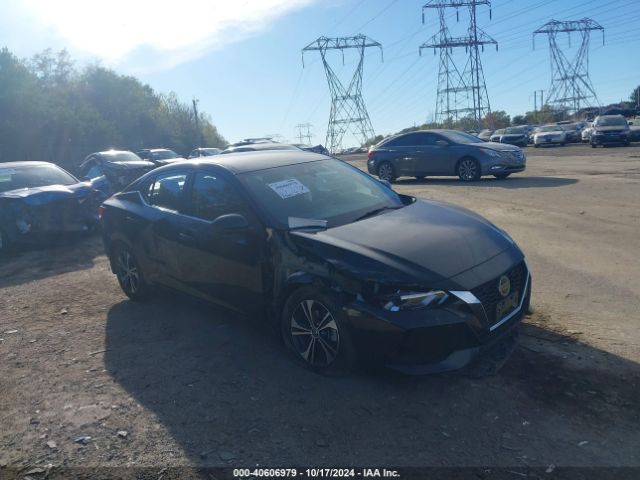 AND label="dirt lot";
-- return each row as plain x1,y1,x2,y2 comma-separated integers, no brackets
1,143,639,474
